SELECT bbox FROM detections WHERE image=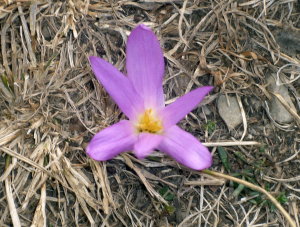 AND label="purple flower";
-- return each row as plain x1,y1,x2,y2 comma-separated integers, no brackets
87,24,213,170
